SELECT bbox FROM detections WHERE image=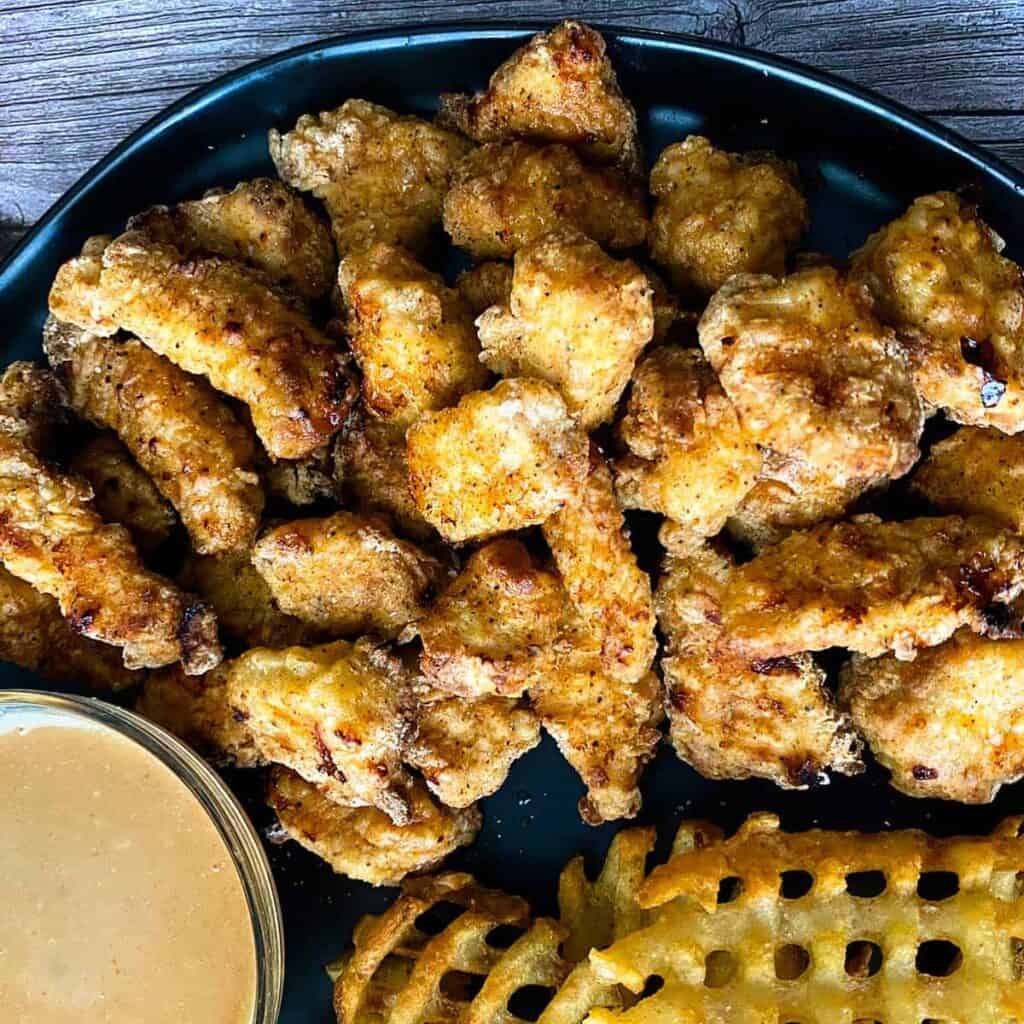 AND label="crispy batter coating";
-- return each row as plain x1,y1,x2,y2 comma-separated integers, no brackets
649,135,807,294
438,21,641,173
406,378,589,543
442,142,647,261
63,334,264,555
227,639,415,822
657,543,862,787
0,563,140,691
48,232,353,460
252,512,445,638
840,630,1024,802
722,514,1024,660
614,346,761,546
267,767,481,886
337,244,488,429
910,426,1024,532
456,261,513,316
851,191,1024,431
542,449,656,683
477,232,653,429
128,177,335,300
269,98,471,255
70,434,177,553
699,266,924,485
407,695,541,808
0,359,67,455
411,539,572,698
135,664,263,767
